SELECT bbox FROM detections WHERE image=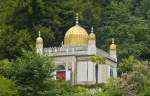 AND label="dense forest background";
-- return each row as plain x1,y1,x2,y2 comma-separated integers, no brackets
0,0,149,61
0,0,150,96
